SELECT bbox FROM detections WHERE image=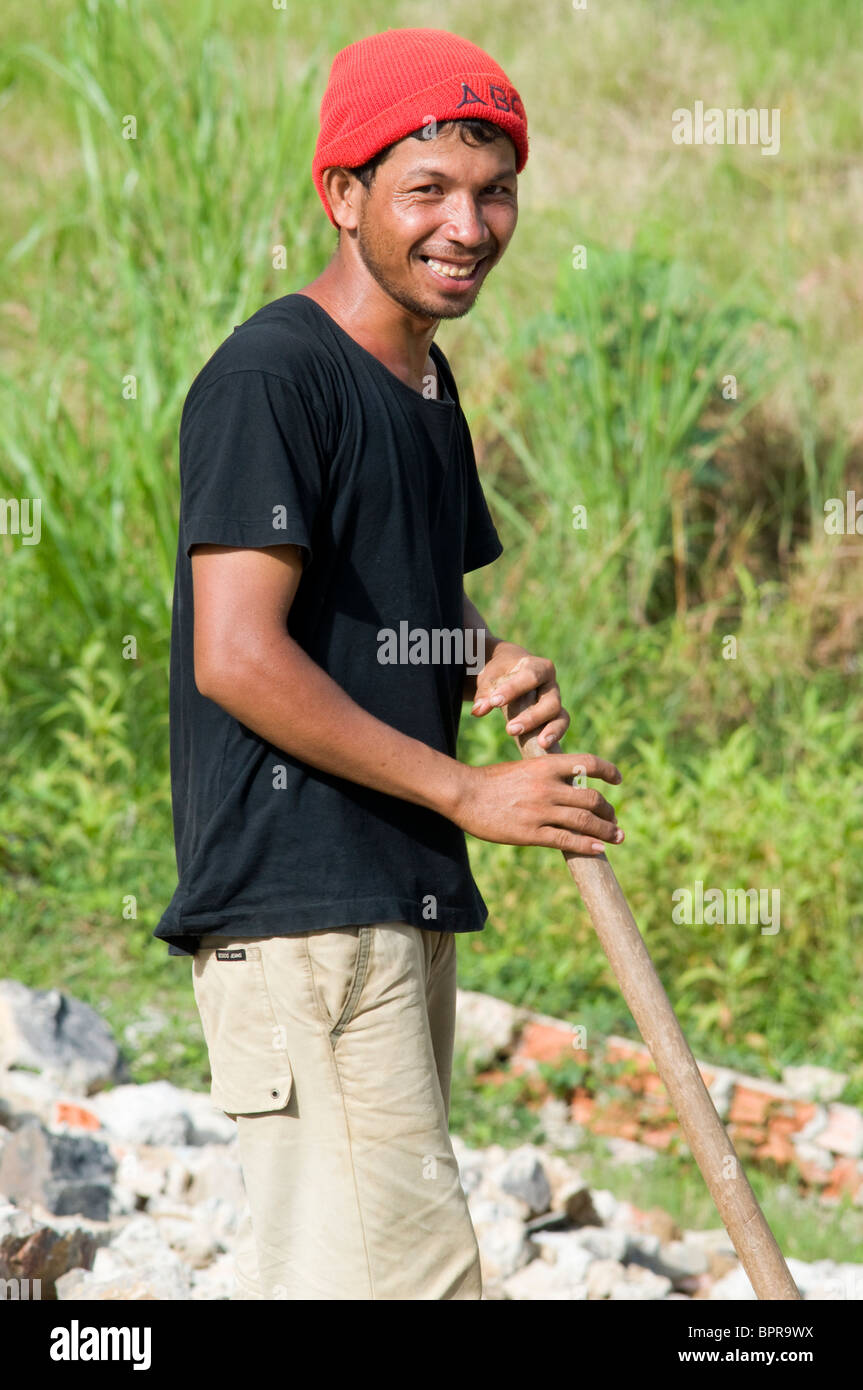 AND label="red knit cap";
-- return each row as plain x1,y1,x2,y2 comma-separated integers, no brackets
312,28,528,227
